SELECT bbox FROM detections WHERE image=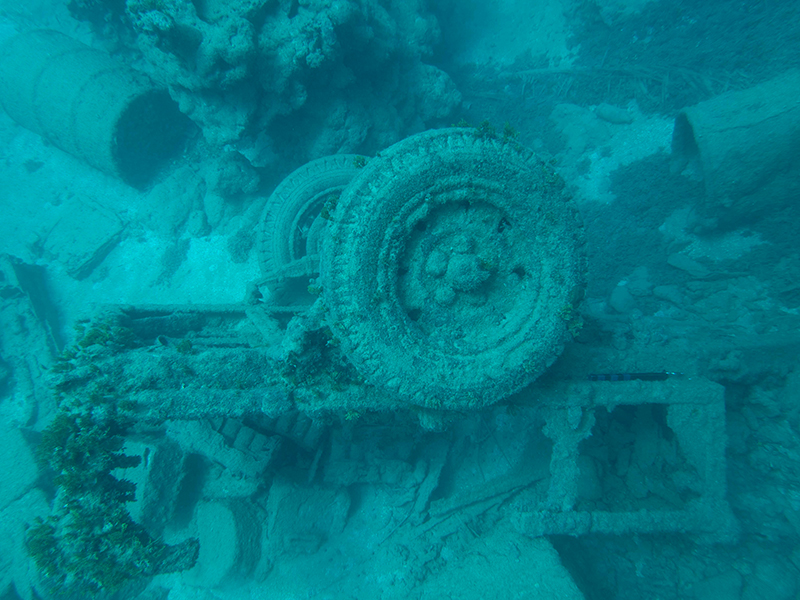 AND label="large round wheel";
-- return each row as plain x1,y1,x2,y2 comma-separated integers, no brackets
320,128,587,410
